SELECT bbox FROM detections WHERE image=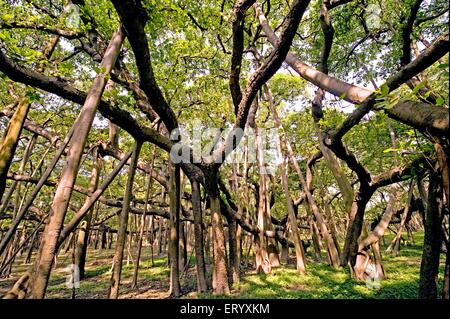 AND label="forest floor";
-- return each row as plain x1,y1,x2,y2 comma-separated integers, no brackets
0,231,445,299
